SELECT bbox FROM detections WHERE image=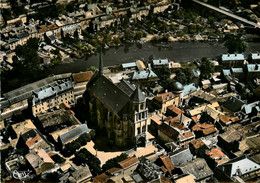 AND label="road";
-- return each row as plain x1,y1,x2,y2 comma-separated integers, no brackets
192,0,260,28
